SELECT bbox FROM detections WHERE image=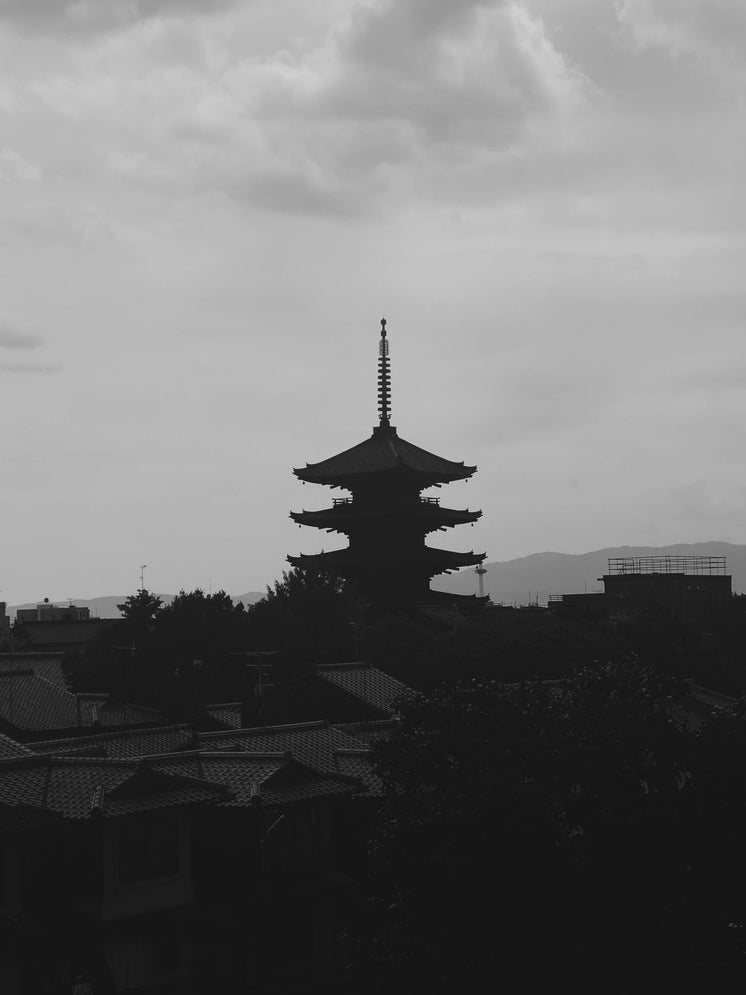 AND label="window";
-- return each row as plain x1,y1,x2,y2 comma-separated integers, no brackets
116,817,180,887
